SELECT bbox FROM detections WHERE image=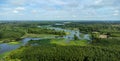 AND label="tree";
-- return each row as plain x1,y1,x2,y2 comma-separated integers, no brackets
74,34,79,40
